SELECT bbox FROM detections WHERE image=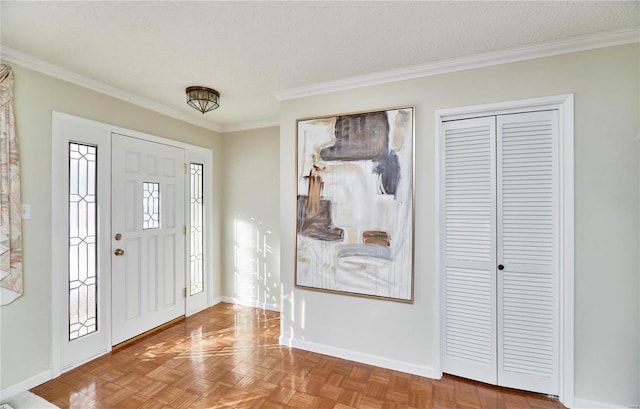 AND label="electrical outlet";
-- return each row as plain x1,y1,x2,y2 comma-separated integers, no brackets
21,204,31,220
